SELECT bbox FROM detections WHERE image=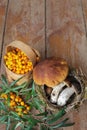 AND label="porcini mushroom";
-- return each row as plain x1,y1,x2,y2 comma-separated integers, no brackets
33,57,69,87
